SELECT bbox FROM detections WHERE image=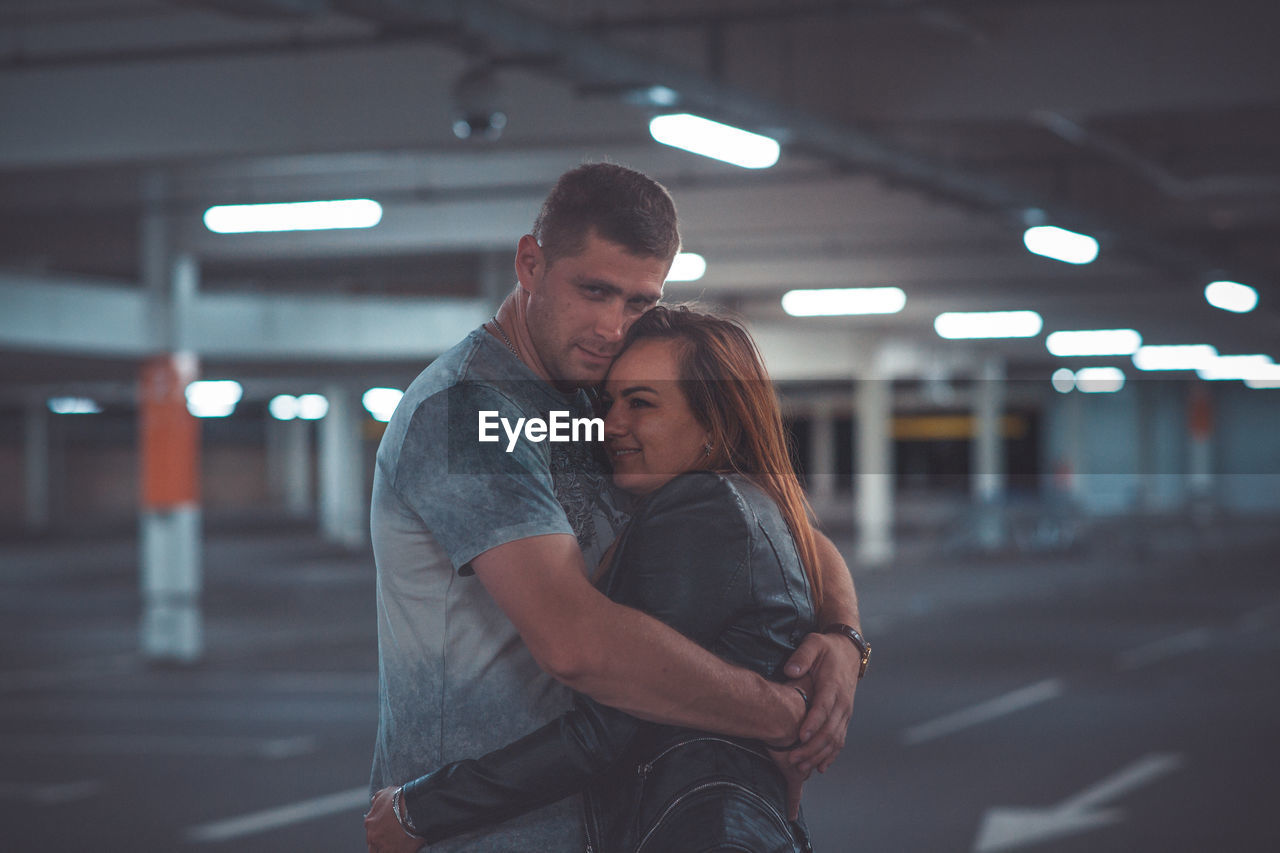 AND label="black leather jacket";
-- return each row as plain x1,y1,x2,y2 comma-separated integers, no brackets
401,472,817,852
